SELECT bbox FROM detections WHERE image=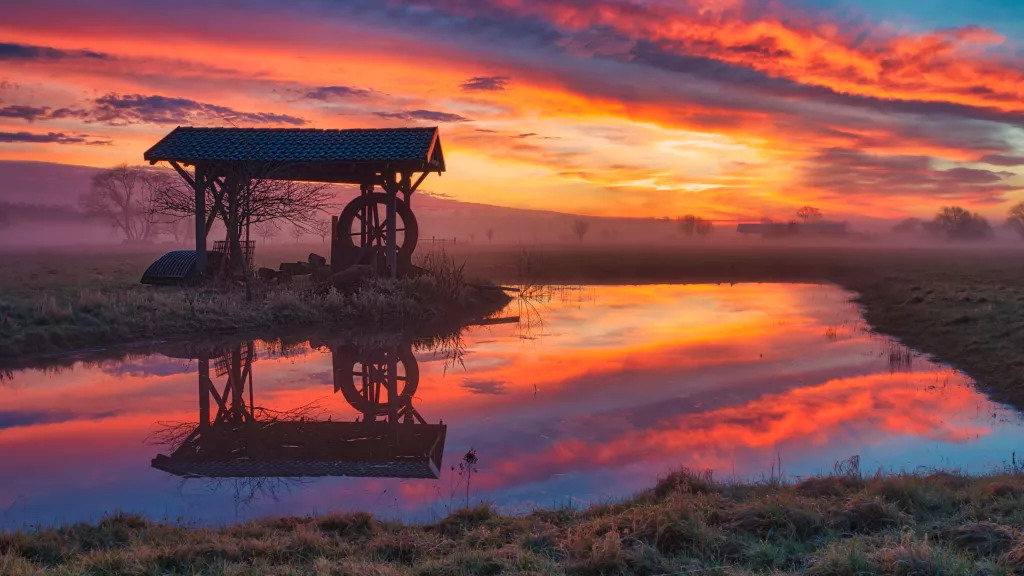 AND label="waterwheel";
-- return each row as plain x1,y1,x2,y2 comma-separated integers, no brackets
333,192,419,273
332,345,420,421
